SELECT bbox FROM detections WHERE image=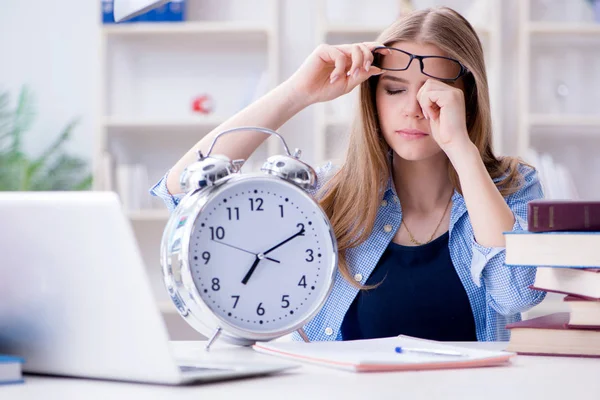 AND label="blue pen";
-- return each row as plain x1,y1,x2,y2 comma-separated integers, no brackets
394,346,467,357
